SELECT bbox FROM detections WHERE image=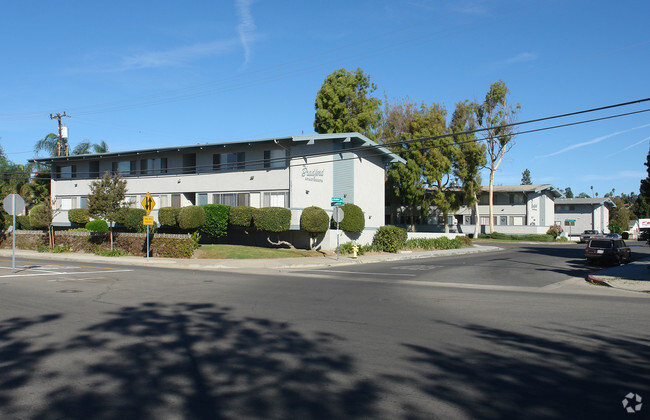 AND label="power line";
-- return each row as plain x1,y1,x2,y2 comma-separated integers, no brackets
7,100,649,179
